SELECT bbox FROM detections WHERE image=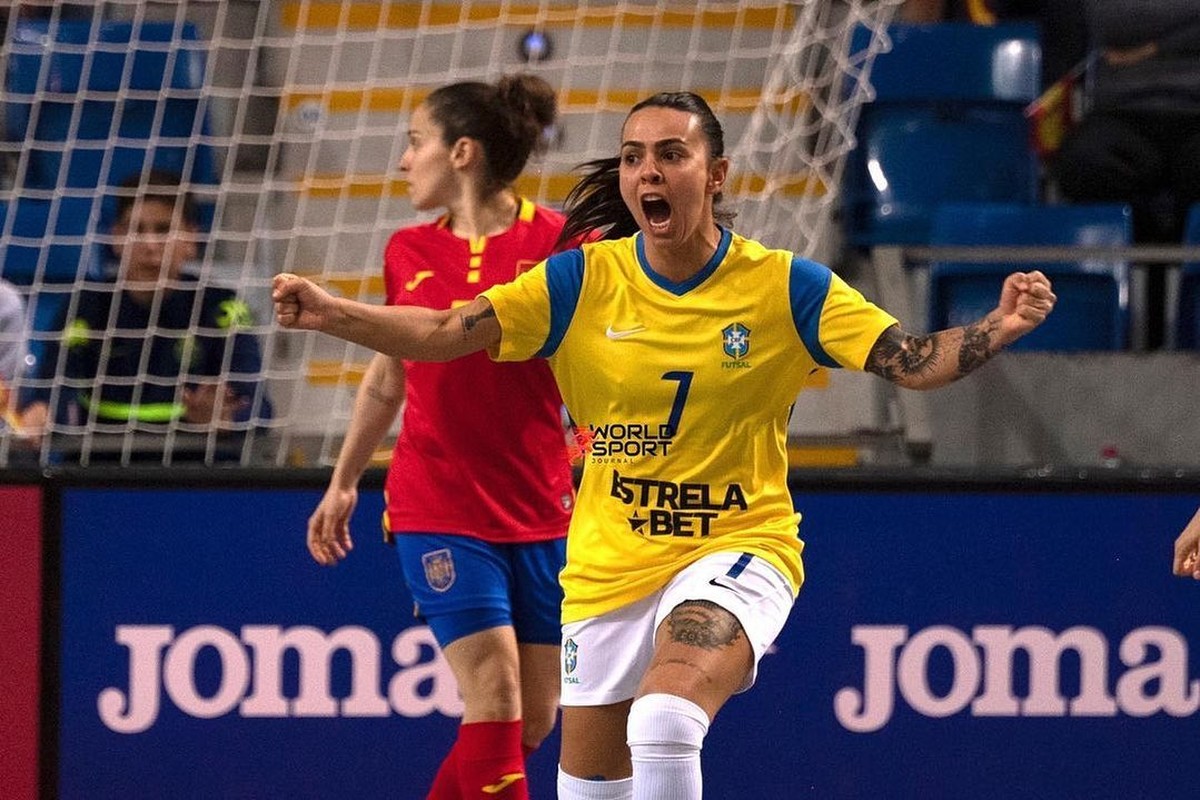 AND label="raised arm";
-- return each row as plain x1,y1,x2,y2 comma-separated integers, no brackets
272,273,500,361
865,270,1056,390
1173,507,1200,580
